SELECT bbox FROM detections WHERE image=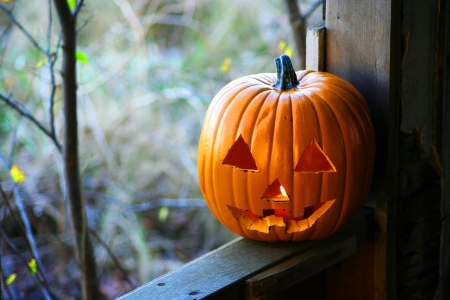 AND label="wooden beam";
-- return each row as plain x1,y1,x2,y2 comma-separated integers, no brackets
325,0,401,299
245,235,356,300
306,20,326,71
117,207,374,300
